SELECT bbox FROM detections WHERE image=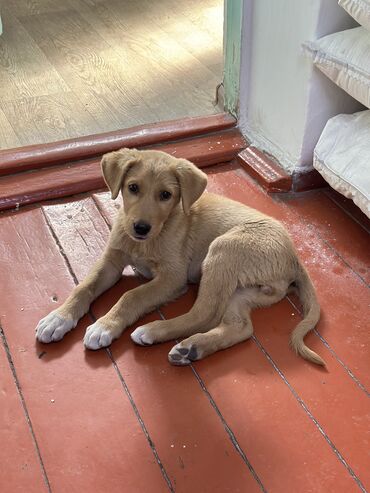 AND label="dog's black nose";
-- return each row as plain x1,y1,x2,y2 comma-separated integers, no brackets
134,221,151,236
